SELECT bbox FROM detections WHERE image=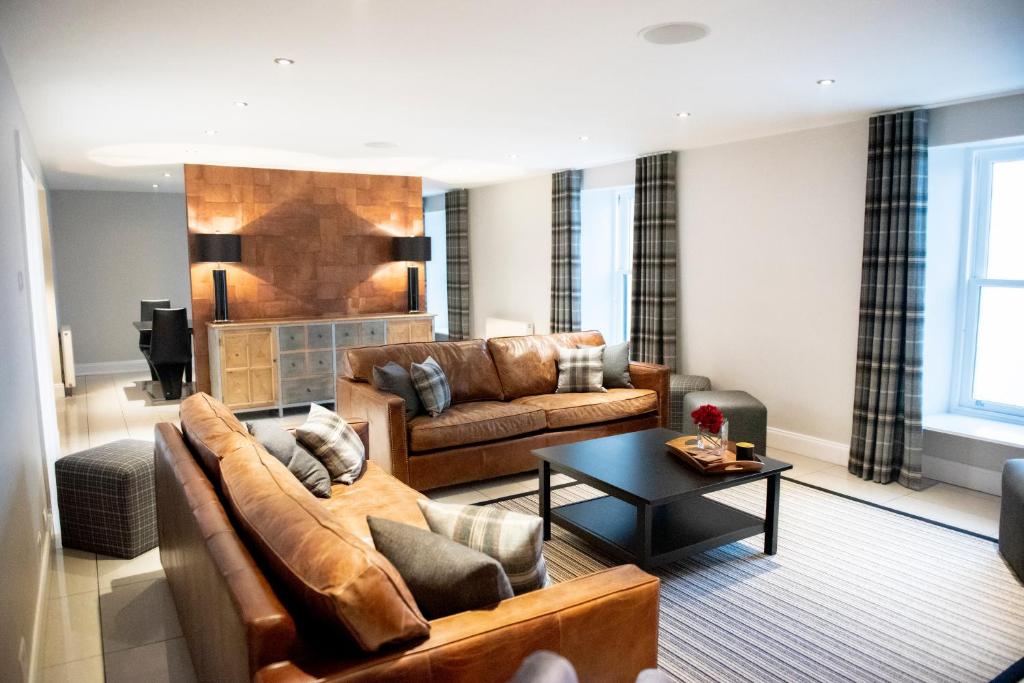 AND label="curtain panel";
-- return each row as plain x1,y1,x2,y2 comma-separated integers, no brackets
550,169,583,333
630,151,678,371
444,189,472,341
849,110,928,490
